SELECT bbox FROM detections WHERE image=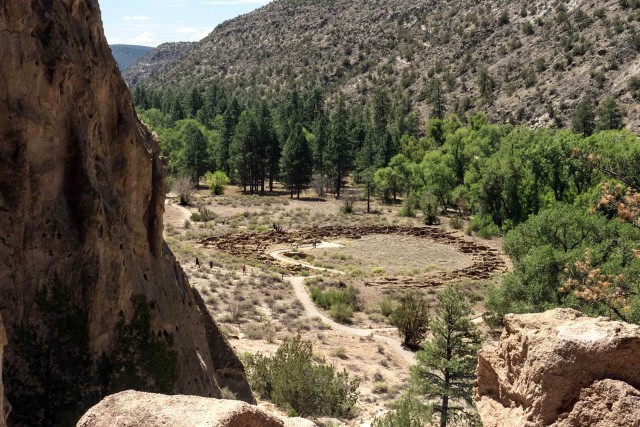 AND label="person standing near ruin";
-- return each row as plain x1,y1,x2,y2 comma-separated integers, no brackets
195,257,200,268
242,264,246,275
